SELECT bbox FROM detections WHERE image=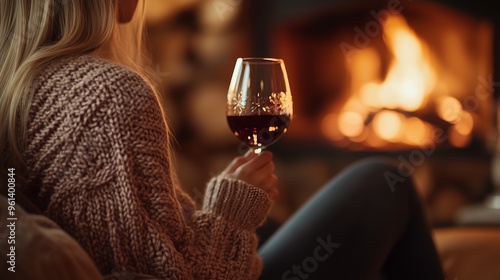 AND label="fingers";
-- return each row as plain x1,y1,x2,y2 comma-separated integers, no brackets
224,150,257,173
222,150,279,200
224,156,246,173
261,174,278,197
250,160,275,187
268,187,279,200
236,151,272,175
